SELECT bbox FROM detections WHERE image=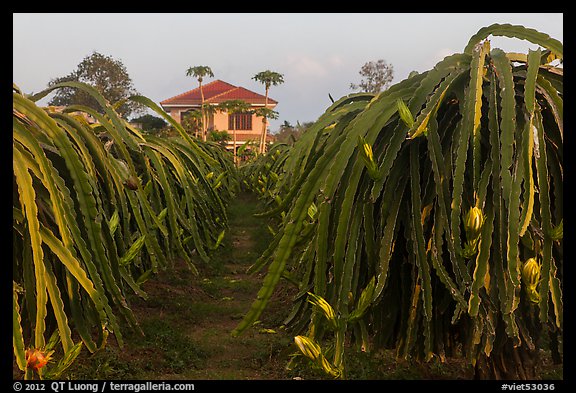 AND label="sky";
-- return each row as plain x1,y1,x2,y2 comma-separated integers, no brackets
13,13,563,132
